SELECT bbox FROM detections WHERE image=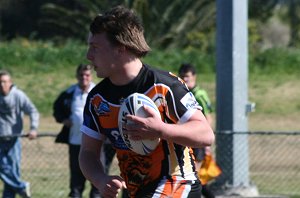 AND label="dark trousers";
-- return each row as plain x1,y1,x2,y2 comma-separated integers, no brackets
69,144,100,198
102,143,130,198
202,184,215,198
